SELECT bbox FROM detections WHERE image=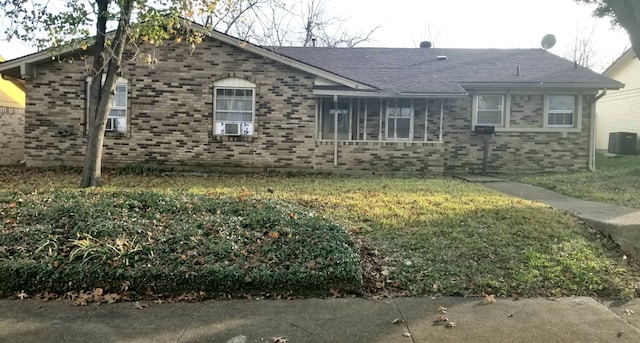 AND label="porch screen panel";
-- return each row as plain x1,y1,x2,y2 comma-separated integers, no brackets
387,99,412,140
320,98,350,140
